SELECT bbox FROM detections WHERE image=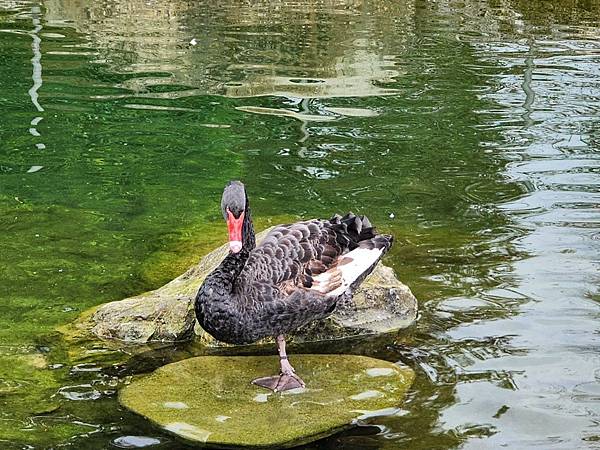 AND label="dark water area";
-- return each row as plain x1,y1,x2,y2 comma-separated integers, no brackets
0,0,599,448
